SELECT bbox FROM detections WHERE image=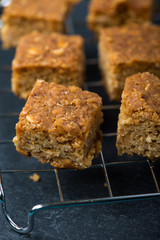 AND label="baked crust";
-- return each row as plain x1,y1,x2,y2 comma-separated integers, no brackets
116,72,160,160
13,80,103,169
99,23,160,65
68,0,82,7
12,31,84,71
89,0,153,16
17,80,102,136
2,0,70,22
121,73,160,120
87,0,154,32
